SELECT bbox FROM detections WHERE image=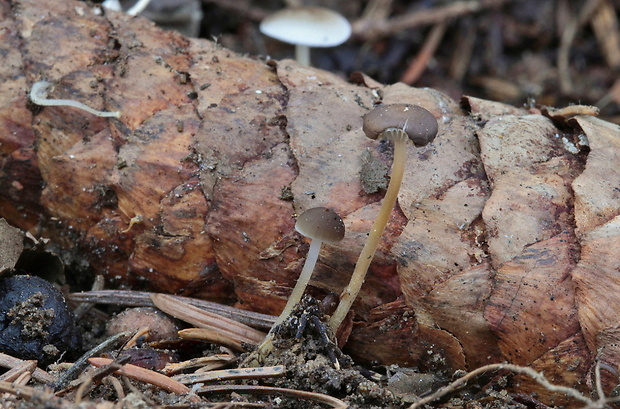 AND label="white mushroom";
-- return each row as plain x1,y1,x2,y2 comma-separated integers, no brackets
250,207,345,363
259,6,351,66
275,207,345,327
